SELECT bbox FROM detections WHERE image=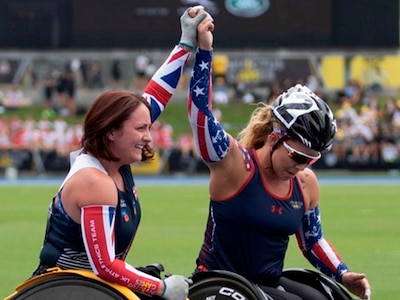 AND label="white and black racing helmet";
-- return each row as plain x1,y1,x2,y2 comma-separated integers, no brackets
272,84,337,152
